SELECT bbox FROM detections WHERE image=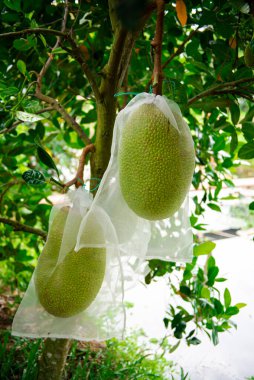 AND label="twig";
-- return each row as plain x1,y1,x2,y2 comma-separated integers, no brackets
0,28,66,39
64,144,95,188
37,3,69,90
162,27,200,69
211,89,253,102
188,77,254,106
0,217,47,239
34,92,91,145
151,0,165,95
0,107,54,135
36,1,68,92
